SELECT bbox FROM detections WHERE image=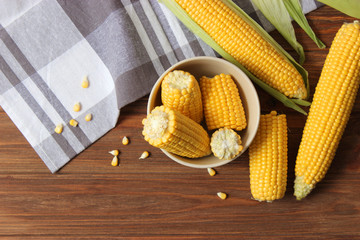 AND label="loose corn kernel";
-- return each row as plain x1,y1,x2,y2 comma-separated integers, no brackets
111,155,119,166
81,76,89,88
69,119,78,127
139,151,149,159
109,150,119,156
122,136,129,145
73,102,81,112
207,168,216,176
217,192,227,200
85,113,92,122
54,123,63,134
